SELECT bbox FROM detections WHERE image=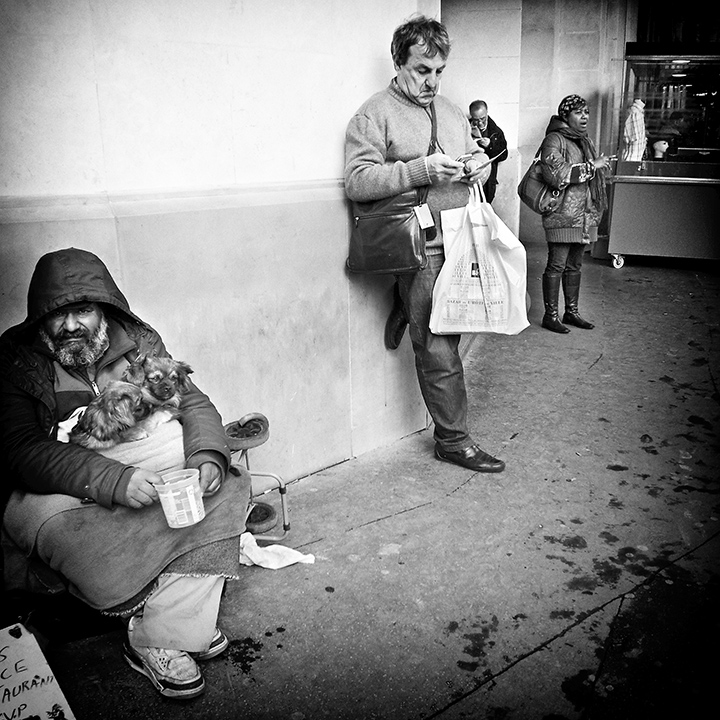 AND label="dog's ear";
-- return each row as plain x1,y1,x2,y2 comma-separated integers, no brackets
176,361,194,391
122,355,147,385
